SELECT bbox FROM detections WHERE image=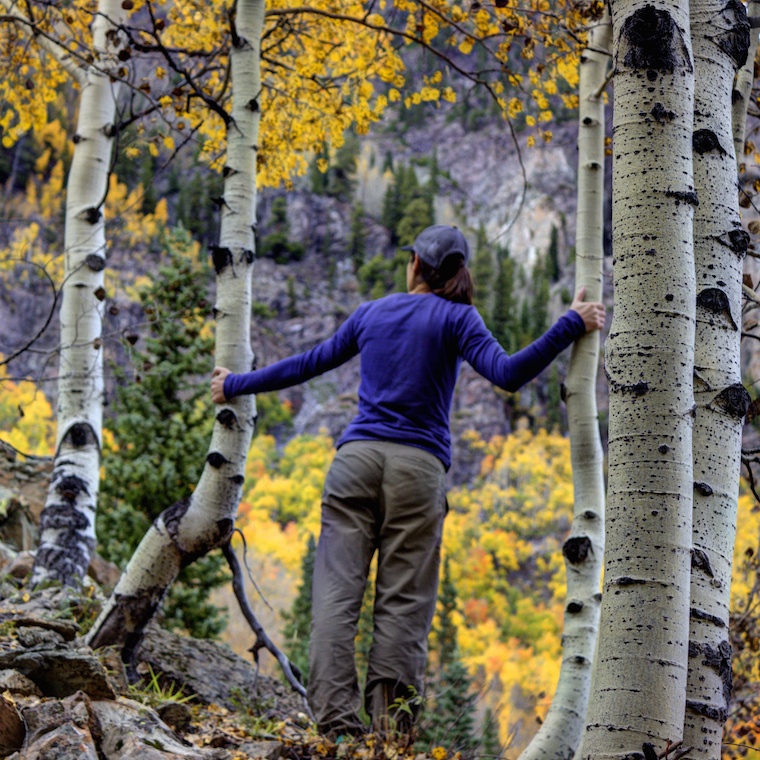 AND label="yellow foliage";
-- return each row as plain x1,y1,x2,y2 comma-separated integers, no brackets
0,360,55,457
